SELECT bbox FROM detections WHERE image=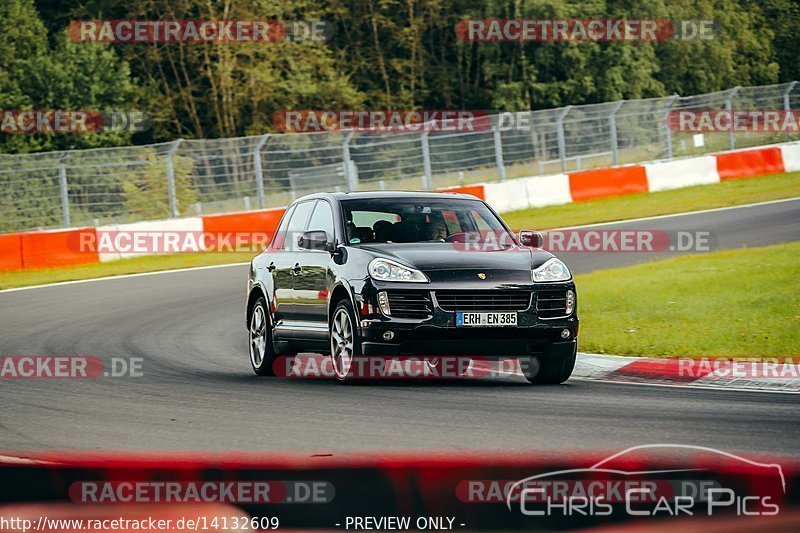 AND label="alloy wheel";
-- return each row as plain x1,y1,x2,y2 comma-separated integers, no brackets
330,307,354,379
